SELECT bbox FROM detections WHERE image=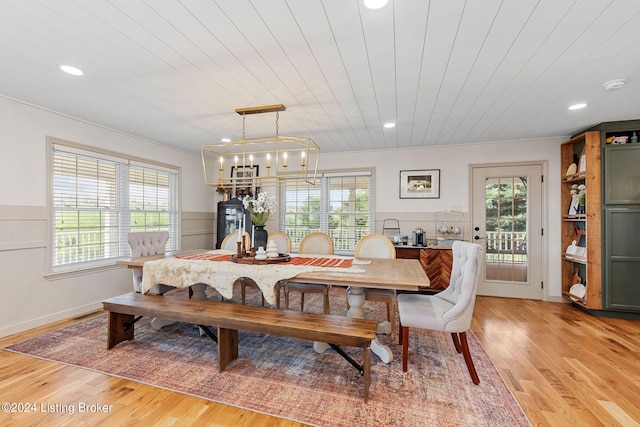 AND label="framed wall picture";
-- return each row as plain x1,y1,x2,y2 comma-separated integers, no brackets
232,165,259,197
399,169,440,199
